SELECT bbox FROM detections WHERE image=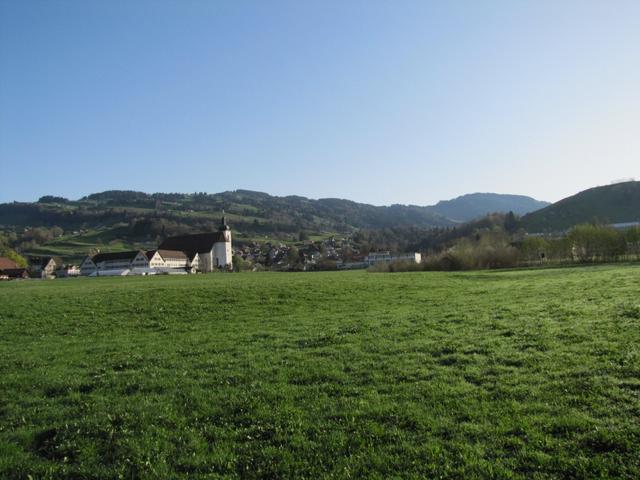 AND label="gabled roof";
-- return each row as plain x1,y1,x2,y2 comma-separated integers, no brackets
92,251,142,263
146,250,158,260
157,249,188,260
81,256,96,265
28,256,62,268
0,257,18,270
158,232,226,254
